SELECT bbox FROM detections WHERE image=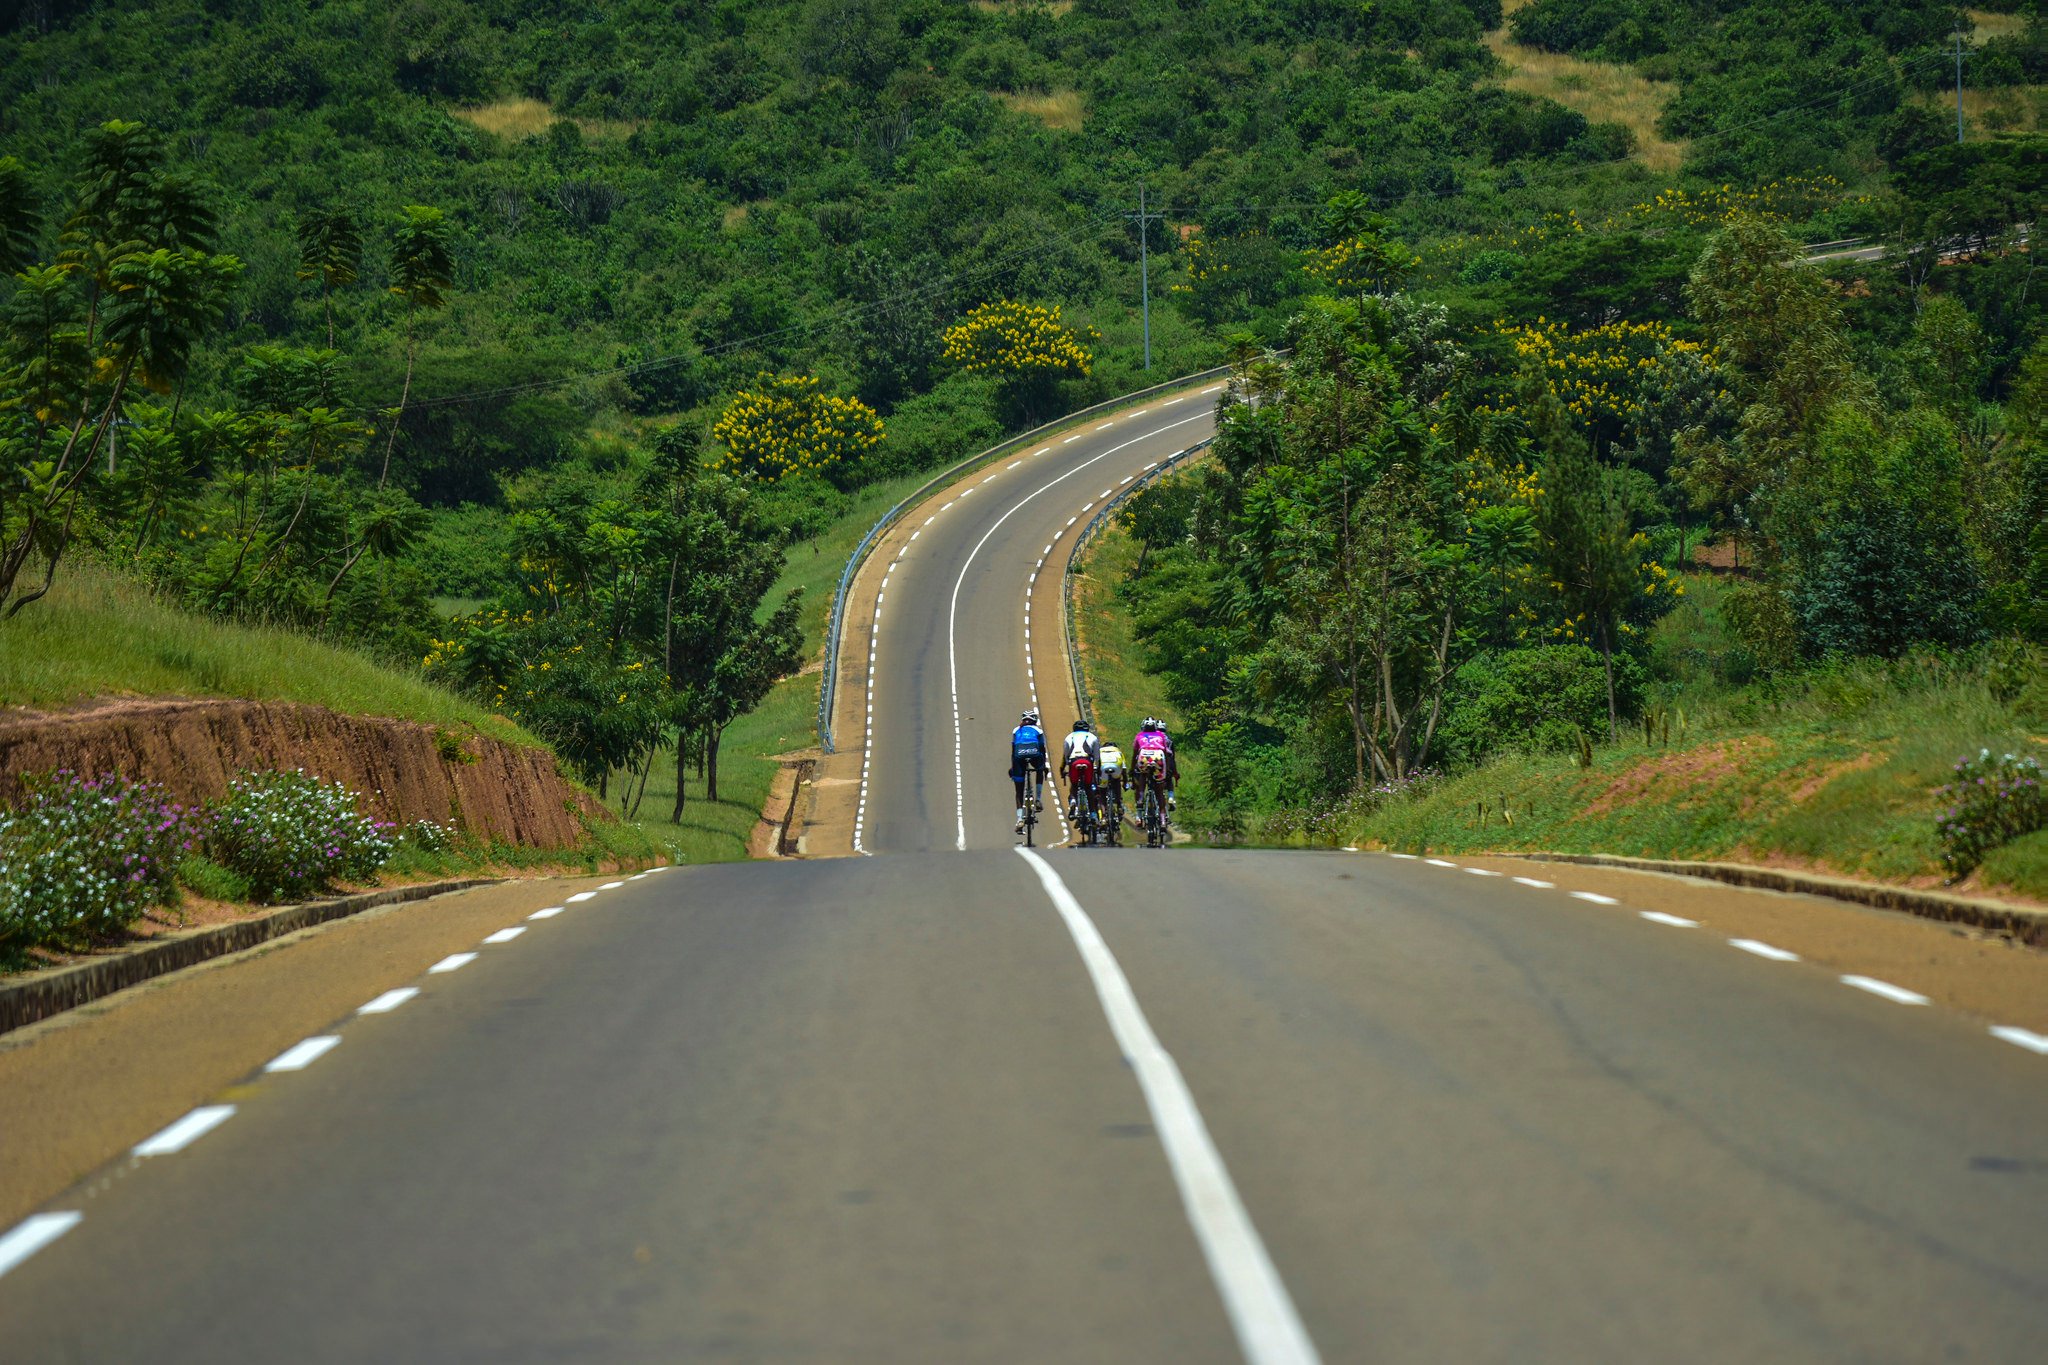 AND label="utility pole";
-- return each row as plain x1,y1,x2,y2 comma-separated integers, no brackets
1949,26,1967,143
1127,185,1164,371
